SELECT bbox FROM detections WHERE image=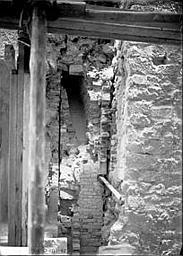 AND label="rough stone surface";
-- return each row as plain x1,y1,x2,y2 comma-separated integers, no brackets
108,26,182,256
